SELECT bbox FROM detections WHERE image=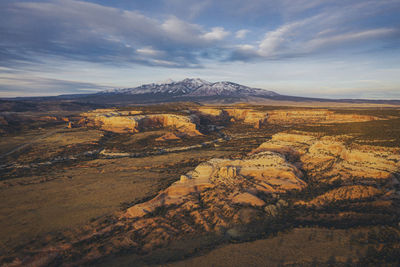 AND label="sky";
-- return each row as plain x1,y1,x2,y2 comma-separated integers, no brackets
0,0,400,99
